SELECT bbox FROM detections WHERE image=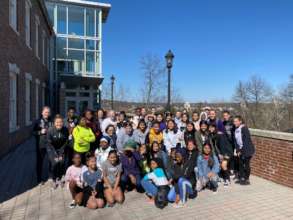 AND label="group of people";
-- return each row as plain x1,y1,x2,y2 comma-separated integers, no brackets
33,106,255,209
